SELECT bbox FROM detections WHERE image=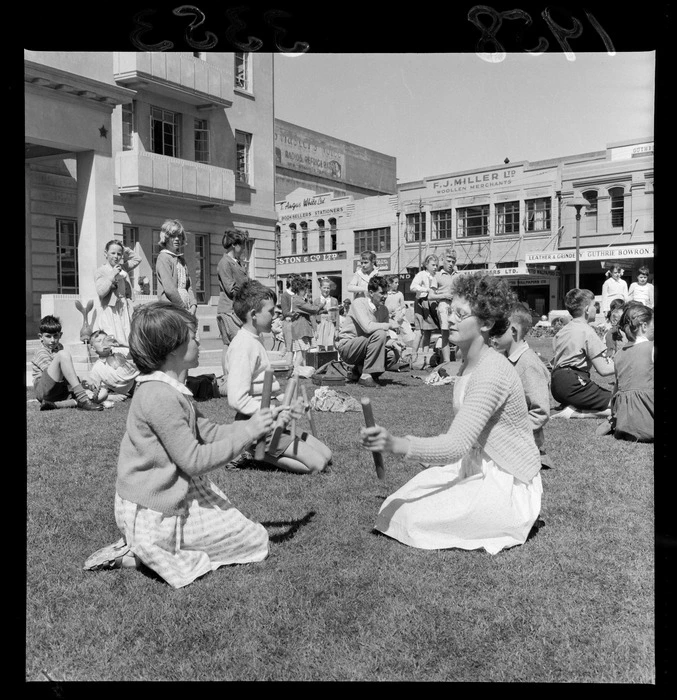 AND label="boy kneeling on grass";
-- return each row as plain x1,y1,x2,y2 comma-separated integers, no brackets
225,280,332,474
84,301,278,587
32,315,103,412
